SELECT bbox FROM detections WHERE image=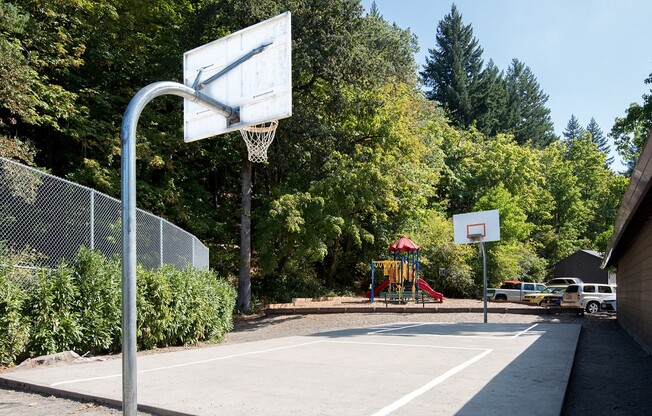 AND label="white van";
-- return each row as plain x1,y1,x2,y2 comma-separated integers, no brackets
561,283,617,313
